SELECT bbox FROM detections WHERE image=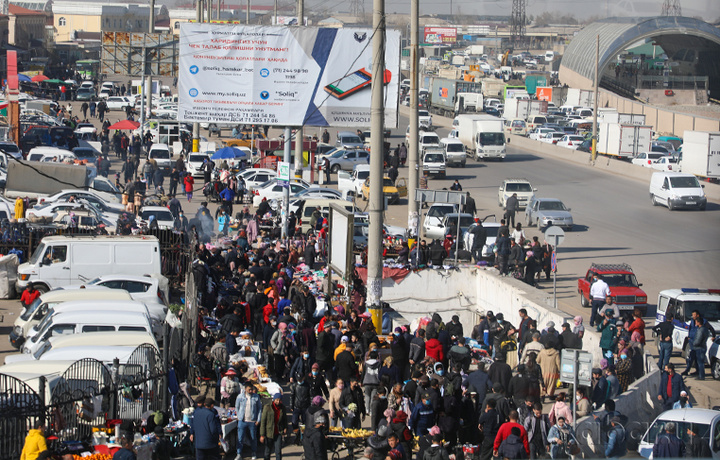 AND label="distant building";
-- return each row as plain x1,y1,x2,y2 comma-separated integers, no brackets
8,4,46,50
